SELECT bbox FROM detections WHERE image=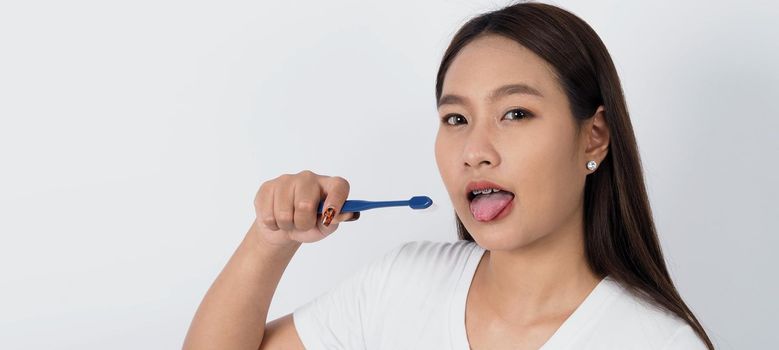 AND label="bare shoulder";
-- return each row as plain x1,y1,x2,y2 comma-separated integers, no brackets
258,313,305,350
